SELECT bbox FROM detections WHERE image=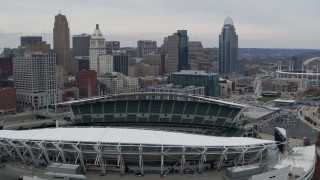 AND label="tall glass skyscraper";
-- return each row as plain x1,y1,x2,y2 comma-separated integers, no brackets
177,30,189,71
219,17,238,76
